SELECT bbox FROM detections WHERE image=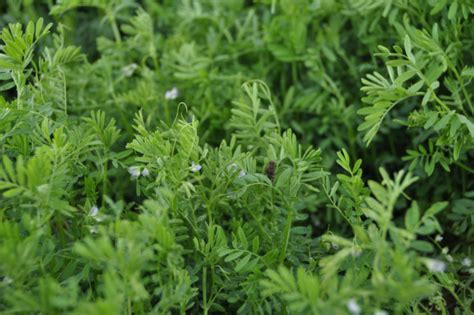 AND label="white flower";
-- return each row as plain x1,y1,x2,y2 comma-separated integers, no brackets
347,298,361,315
89,226,98,234
446,255,453,263
122,63,138,77
351,248,362,257
238,170,247,177
468,268,474,274
141,167,150,177
425,259,446,273
128,166,141,179
89,205,99,217
165,87,179,100
2,276,13,284
435,234,443,242
374,310,388,315
191,162,202,173
461,257,472,267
